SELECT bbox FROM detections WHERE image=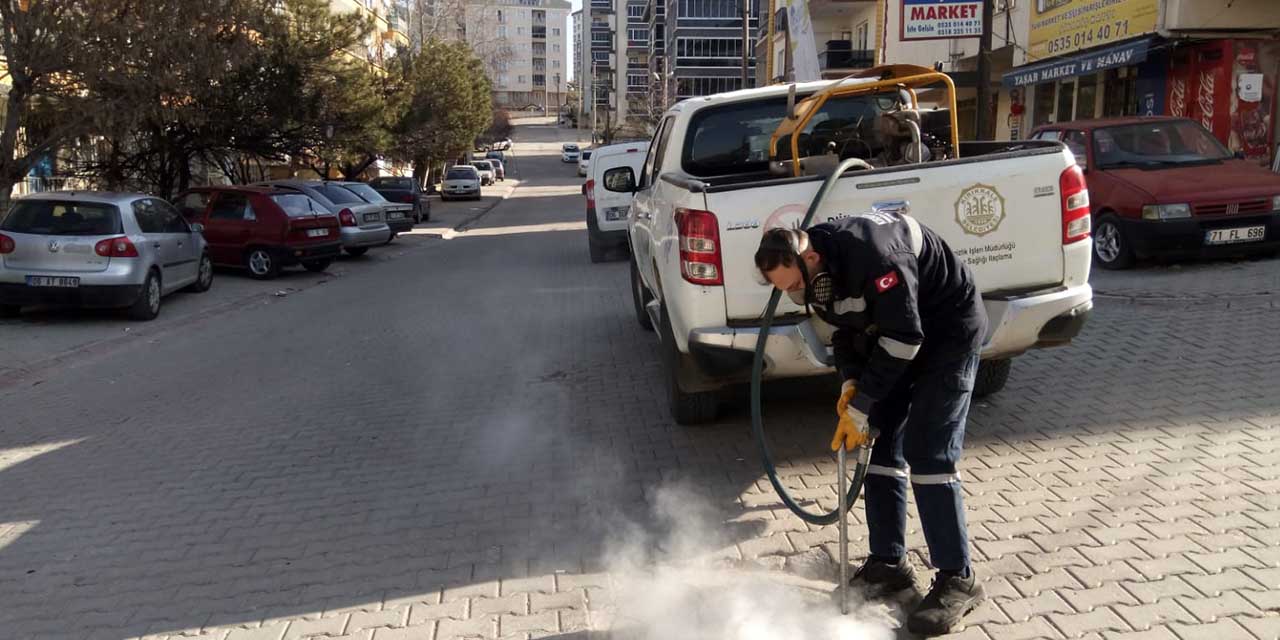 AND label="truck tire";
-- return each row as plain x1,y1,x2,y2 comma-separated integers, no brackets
973,358,1011,398
630,256,654,331
658,304,719,425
